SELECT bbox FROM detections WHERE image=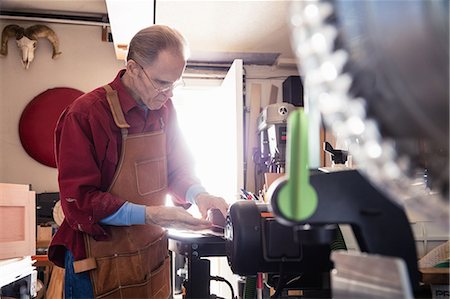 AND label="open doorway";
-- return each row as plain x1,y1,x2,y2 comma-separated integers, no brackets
172,60,244,204
170,60,243,297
